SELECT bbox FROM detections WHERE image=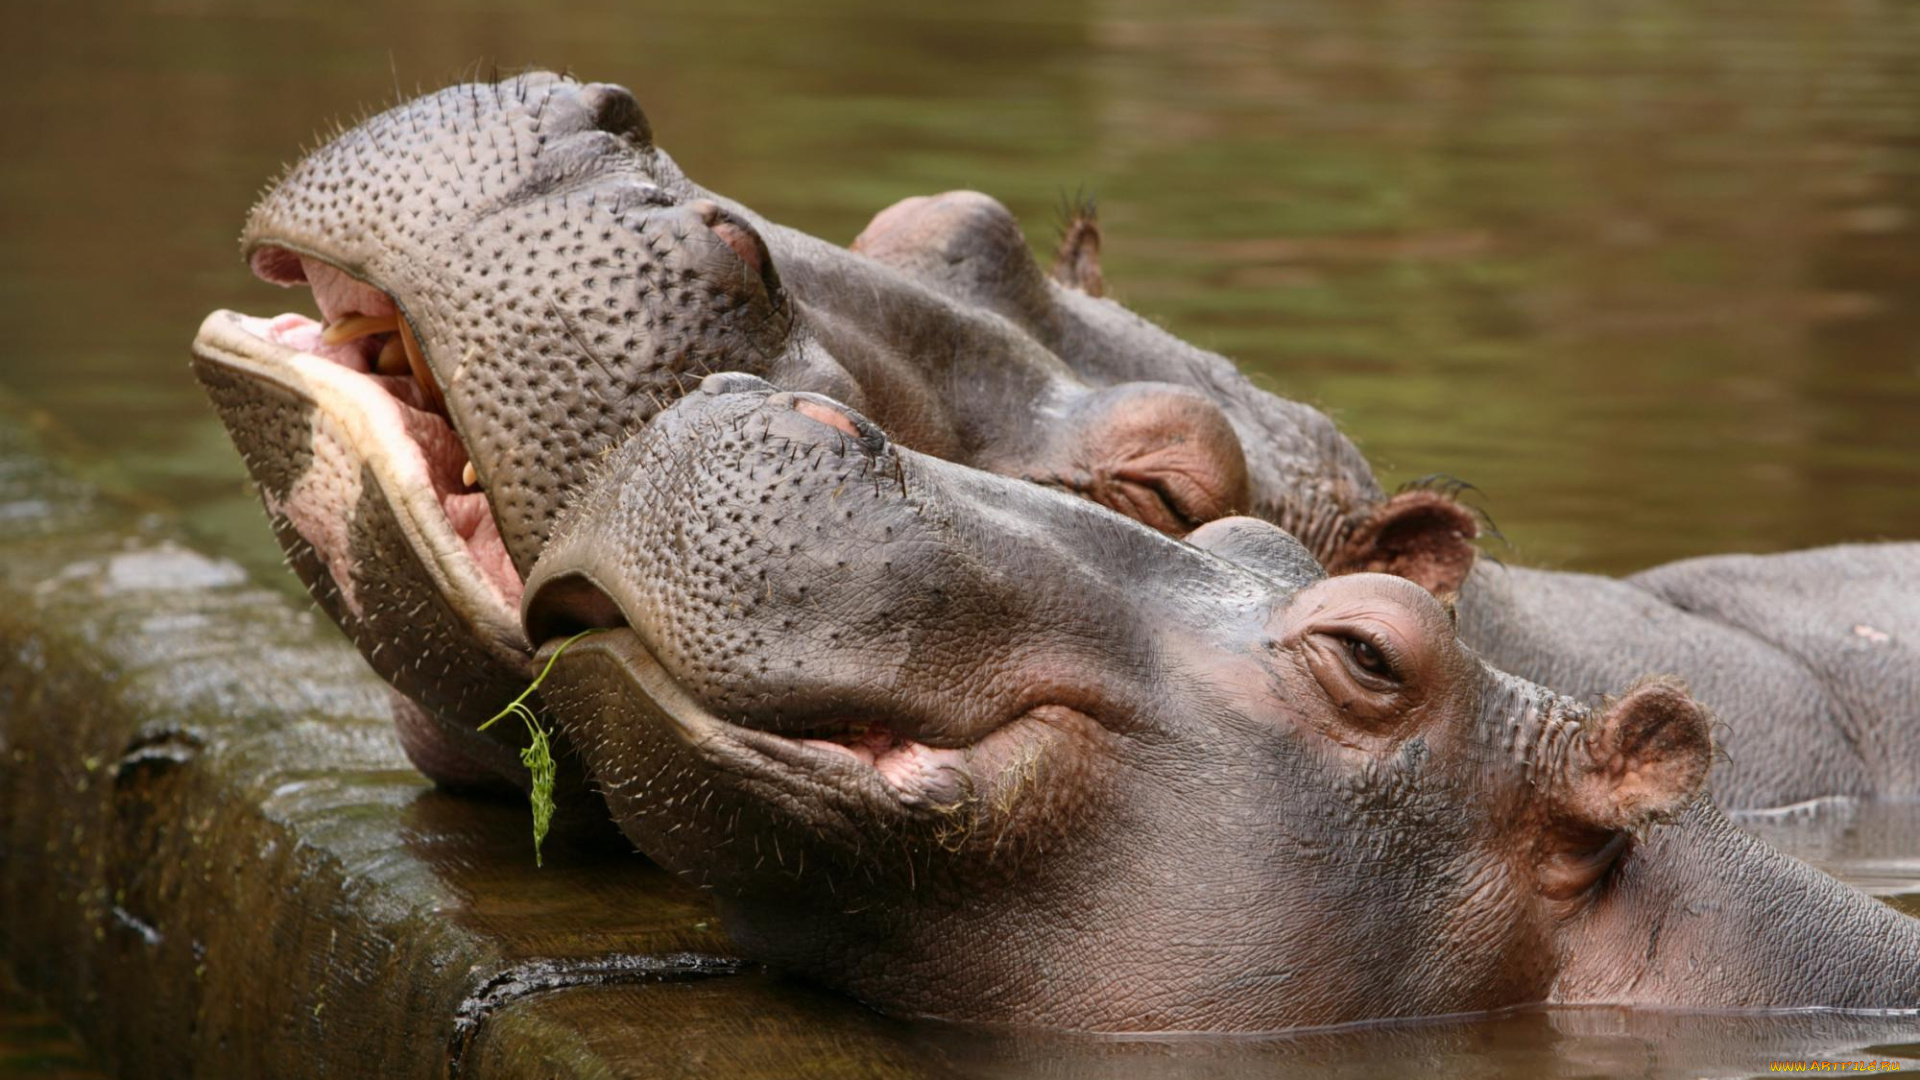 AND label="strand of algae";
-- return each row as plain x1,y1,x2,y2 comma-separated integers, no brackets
478,628,602,867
